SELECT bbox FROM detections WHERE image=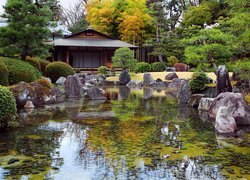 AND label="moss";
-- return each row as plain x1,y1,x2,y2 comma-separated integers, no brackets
244,94,250,105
